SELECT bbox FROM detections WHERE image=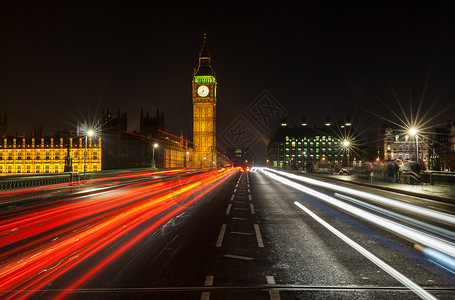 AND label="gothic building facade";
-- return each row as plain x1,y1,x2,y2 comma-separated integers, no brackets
0,132,101,175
